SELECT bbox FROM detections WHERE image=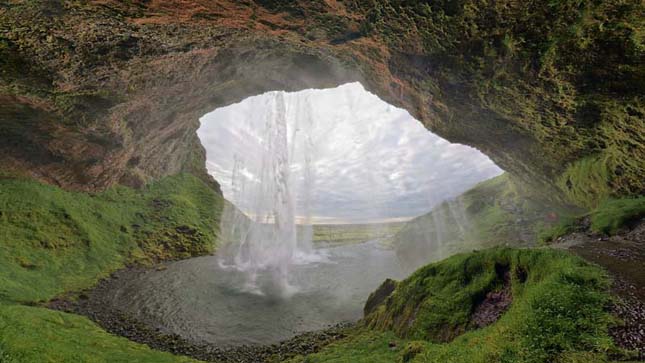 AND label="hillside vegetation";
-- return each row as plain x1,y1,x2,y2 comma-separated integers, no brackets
0,173,222,362
393,173,645,269
288,248,618,363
